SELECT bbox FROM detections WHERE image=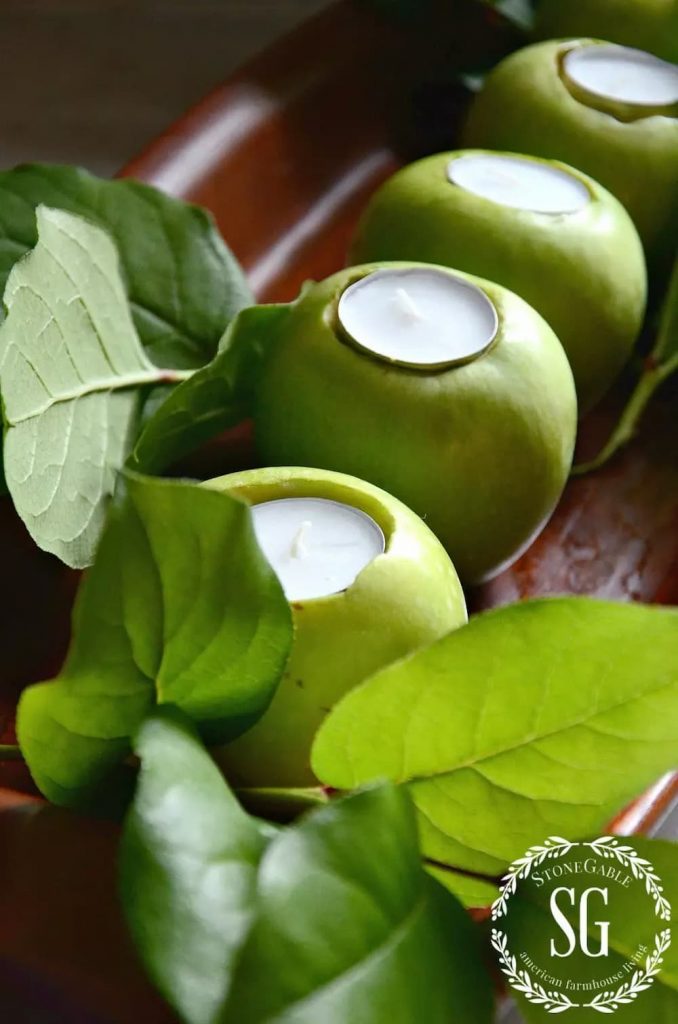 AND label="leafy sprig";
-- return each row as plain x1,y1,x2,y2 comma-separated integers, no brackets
17,471,293,808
